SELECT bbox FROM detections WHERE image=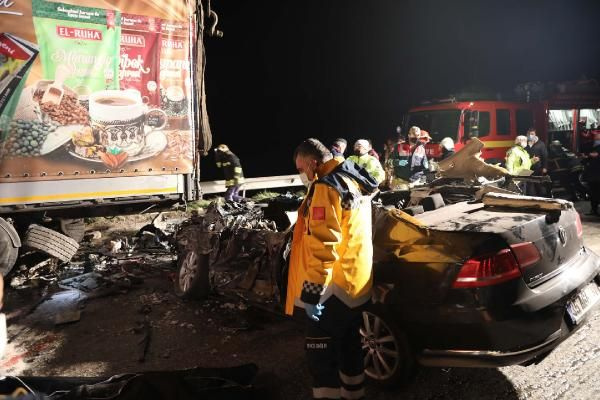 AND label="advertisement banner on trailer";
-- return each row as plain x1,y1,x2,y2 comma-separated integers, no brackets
0,0,196,182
